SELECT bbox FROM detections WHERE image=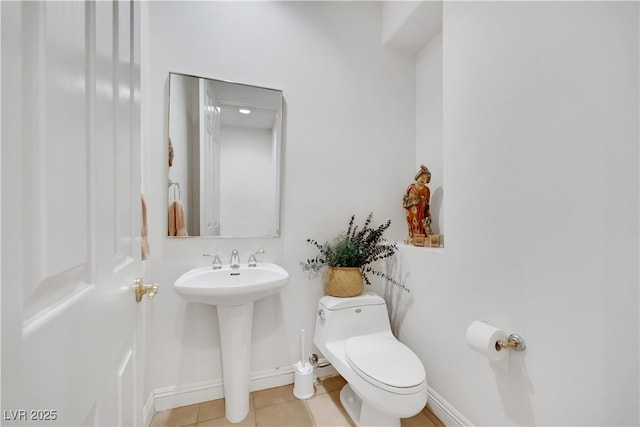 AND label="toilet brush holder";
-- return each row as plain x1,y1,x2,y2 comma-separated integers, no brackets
293,361,315,399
